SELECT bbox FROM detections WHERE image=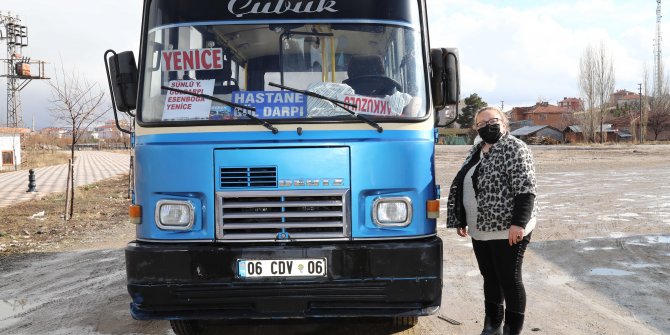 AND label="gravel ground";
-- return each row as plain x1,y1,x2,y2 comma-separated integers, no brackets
0,144,668,335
